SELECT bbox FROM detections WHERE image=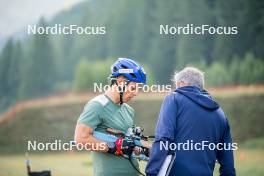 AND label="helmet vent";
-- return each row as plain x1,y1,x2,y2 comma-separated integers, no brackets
121,64,128,69
113,66,118,72
130,73,137,78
